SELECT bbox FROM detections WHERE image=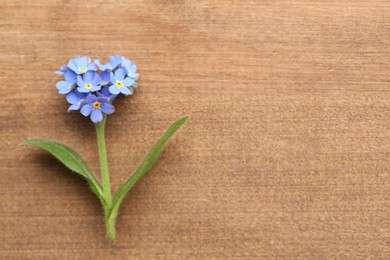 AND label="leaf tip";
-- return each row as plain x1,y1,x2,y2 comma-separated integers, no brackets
179,115,189,124
21,139,32,146
21,139,42,147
